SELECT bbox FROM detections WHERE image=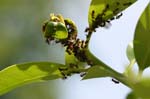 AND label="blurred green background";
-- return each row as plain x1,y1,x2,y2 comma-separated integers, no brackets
0,0,76,99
